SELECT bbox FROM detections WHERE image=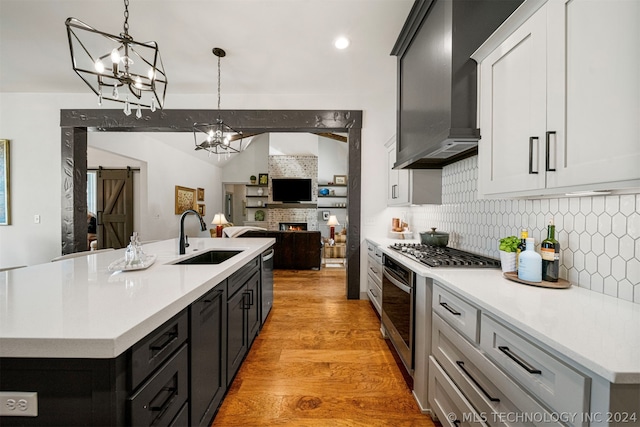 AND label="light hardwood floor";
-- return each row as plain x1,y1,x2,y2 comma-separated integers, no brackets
212,267,436,426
